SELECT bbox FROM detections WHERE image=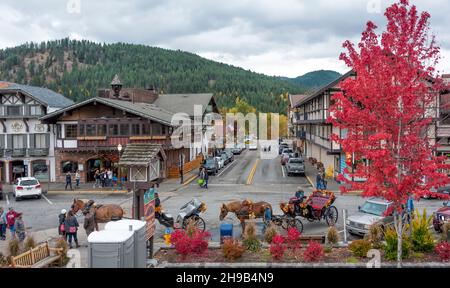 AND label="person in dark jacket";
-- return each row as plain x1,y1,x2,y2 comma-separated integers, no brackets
64,211,80,248
65,172,73,190
83,207,97,237
58,209,67,239
14,213,26,242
